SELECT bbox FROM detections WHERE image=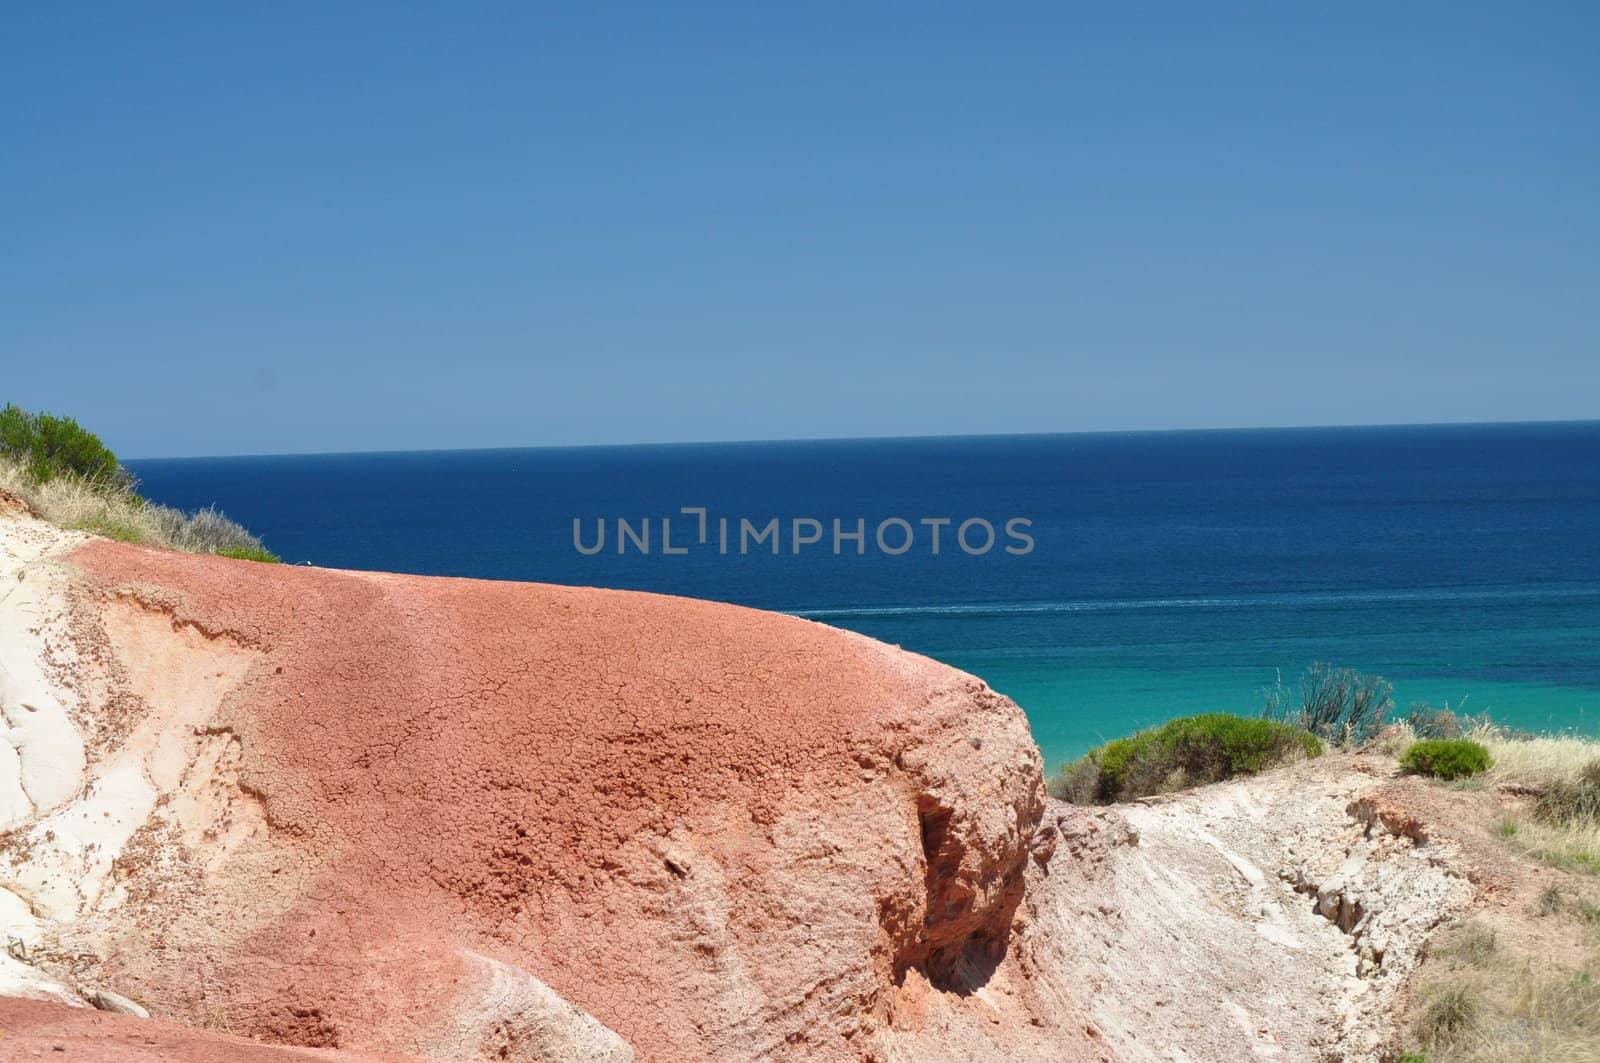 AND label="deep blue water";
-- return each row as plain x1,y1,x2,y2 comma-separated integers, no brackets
128,423,1600,768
